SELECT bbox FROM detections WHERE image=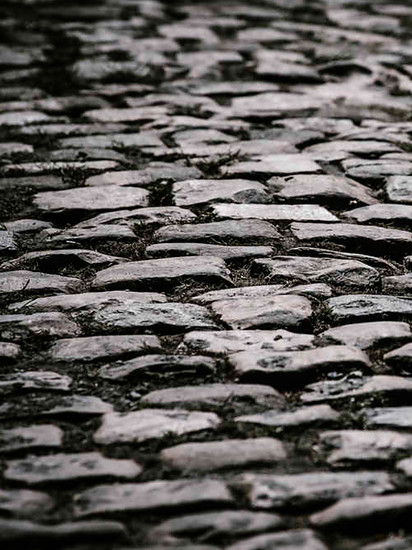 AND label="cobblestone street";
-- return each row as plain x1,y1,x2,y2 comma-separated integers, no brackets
1,0,412,548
